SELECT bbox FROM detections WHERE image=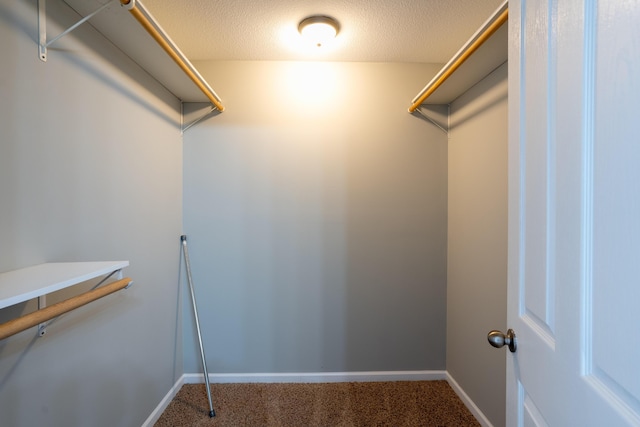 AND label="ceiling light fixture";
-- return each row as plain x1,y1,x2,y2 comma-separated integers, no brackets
298,15,340,47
